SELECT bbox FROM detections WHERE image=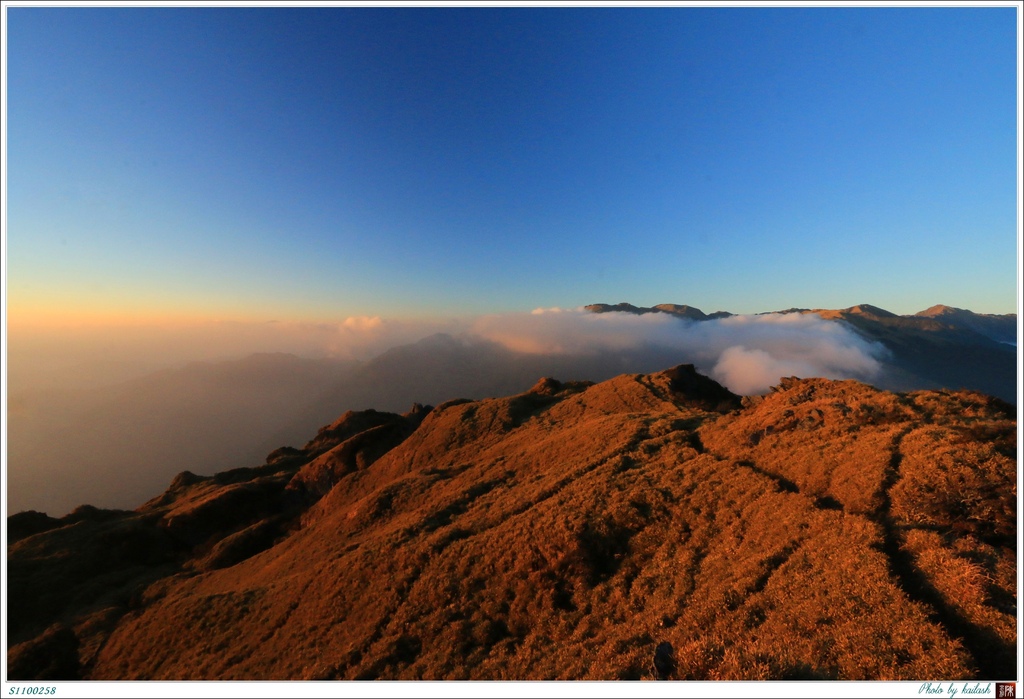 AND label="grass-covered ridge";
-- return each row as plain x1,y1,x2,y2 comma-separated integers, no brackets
7,366,1017,680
